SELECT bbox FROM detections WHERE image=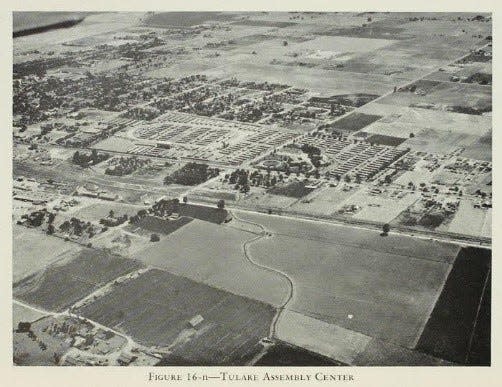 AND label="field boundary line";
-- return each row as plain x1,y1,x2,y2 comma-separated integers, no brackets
464,266,491,364
410,248,458,349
